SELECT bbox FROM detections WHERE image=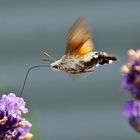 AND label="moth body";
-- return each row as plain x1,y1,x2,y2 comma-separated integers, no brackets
50,51,117,74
